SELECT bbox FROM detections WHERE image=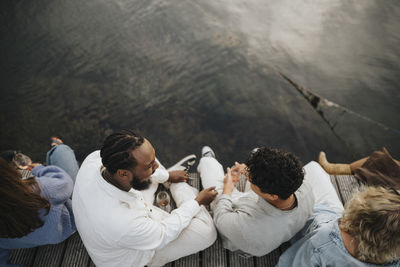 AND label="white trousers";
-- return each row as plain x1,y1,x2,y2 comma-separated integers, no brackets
303,161,344,213
143,161,217,267
197,157,344,213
